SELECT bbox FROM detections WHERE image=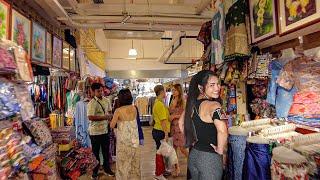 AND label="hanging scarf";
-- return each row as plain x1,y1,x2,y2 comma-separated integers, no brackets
135,106,144,145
